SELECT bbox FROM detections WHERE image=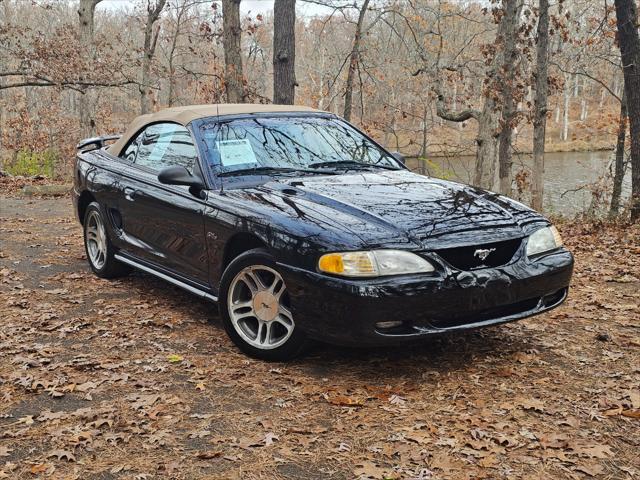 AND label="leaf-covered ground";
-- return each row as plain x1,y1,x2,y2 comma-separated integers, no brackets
1,196,638,480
